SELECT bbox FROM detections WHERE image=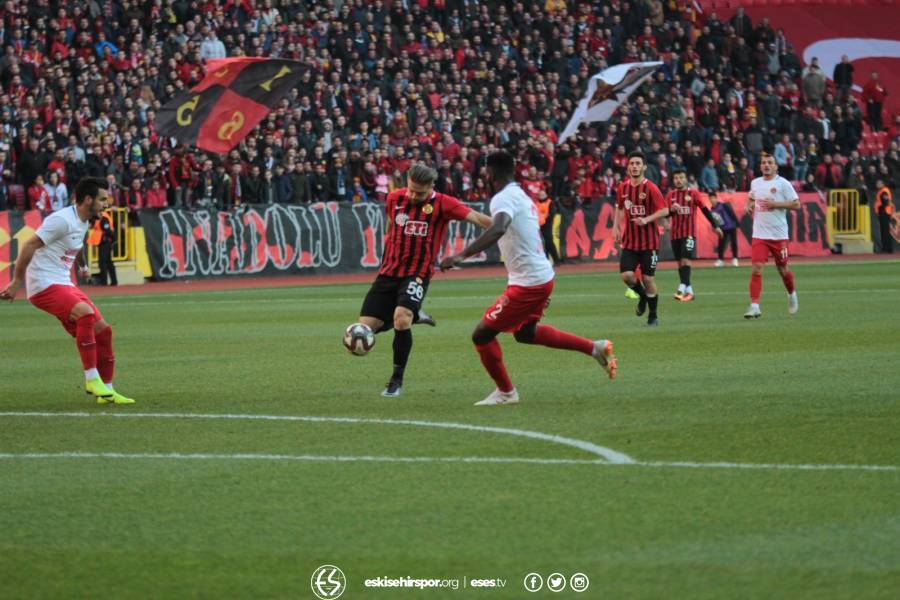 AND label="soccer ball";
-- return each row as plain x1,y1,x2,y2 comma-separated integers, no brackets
343,323,375,356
